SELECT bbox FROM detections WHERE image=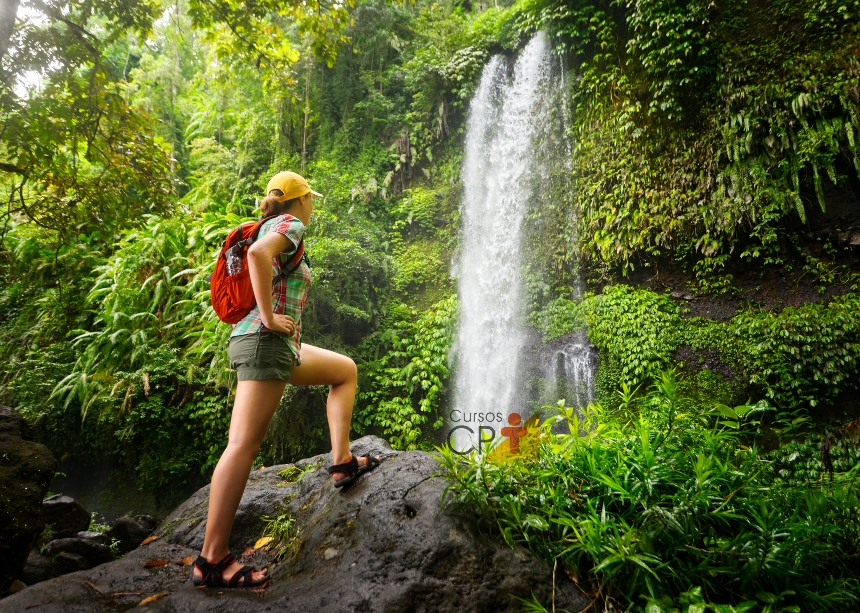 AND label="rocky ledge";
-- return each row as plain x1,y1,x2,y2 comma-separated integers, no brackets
1,436,590,612
0,406,57,594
